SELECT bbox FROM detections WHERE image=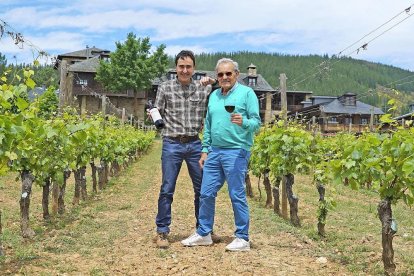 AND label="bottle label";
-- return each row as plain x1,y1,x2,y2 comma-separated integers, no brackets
149,108,162,121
